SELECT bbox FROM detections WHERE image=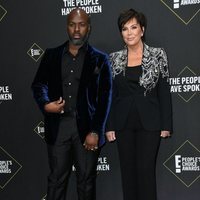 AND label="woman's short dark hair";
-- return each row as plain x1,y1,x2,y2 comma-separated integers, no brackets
118,8,147,41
